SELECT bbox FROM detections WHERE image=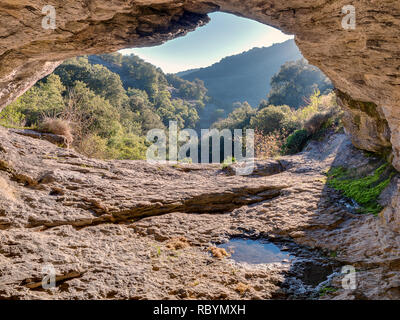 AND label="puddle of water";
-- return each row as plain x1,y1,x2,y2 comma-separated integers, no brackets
298,261,336,286
218,239,293,264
